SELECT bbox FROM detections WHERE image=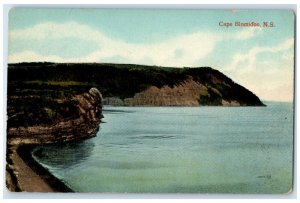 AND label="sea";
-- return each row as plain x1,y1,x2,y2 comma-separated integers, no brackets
32,102,294,193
